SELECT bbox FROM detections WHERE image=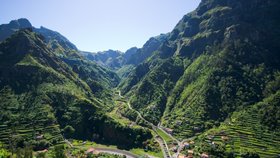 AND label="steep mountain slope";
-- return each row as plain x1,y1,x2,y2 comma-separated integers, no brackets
0,18,32,41
126,34,168,66
34,26,77,51
1,0,279,156
81,34,168,72
120,0,280,156
0,29,151,151
81,50,124,70
163,0,280,134
0,18,120,98
0,18,77,51
64,57,119,95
